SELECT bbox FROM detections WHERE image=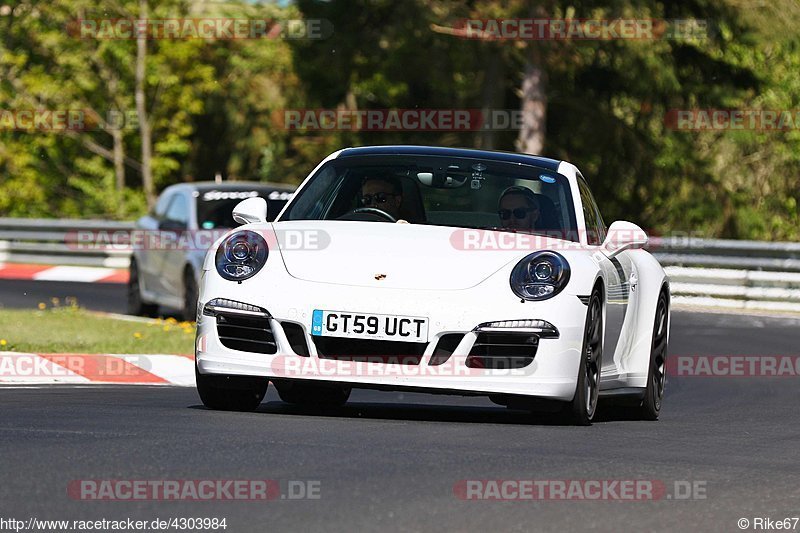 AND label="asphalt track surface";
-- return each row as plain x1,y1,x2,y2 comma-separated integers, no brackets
1,281,800,531
0,279,128,313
